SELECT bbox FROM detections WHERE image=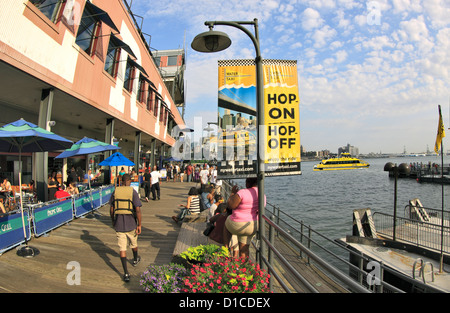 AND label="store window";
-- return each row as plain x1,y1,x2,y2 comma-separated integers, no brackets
29,0,65,23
